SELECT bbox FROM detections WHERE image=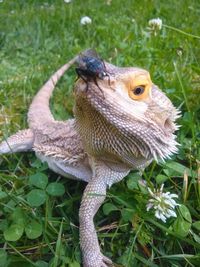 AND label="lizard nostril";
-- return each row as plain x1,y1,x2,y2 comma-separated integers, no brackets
164,118,172,131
